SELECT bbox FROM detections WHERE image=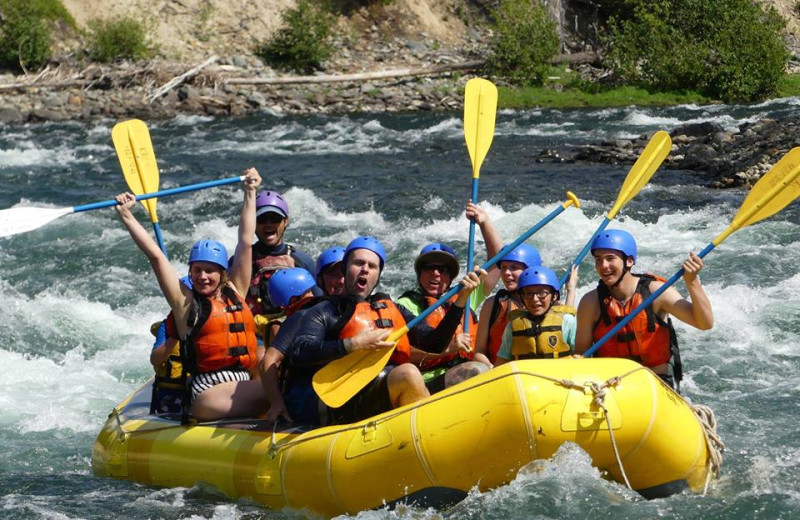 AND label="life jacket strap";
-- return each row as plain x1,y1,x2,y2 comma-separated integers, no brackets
375,318,394,328
228,346,250,357
229,322,245,333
